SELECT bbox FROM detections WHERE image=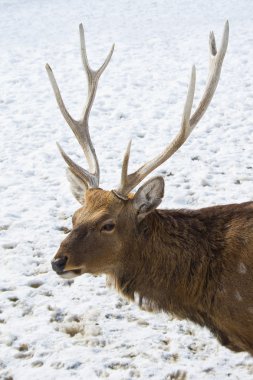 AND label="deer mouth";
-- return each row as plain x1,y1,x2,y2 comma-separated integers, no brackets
58,269,82,279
